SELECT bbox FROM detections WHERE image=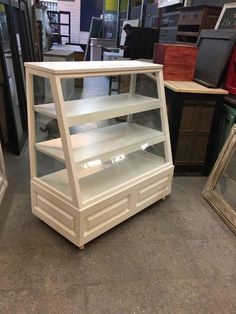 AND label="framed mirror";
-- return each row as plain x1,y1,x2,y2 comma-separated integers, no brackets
0,140,7,204
202,124,236,233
